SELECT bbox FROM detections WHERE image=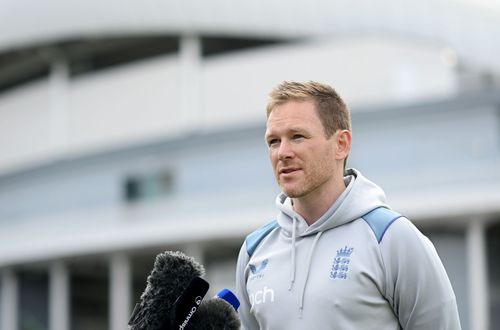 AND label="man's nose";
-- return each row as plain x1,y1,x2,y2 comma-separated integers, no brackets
278,140,294,160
